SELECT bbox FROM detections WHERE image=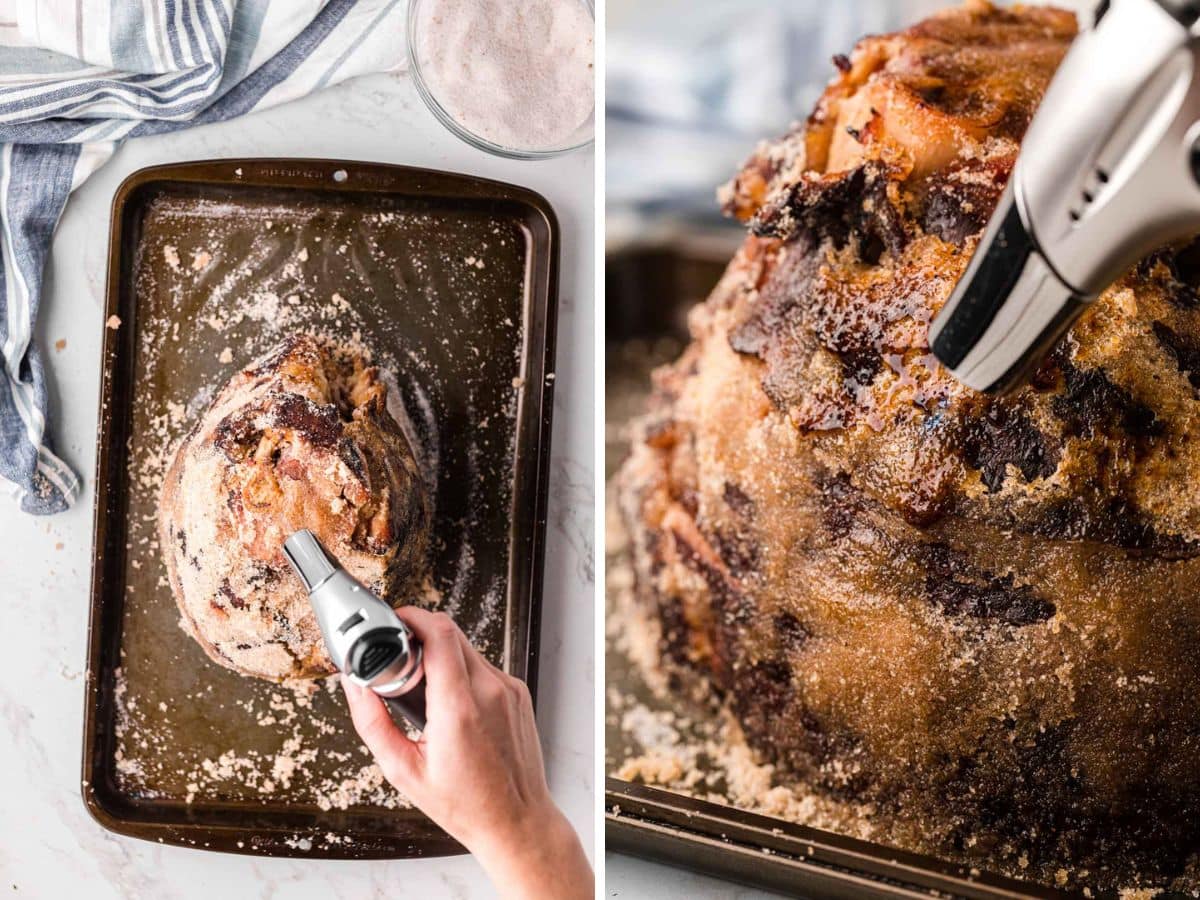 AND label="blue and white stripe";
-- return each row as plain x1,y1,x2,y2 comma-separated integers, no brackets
0,0,406,514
